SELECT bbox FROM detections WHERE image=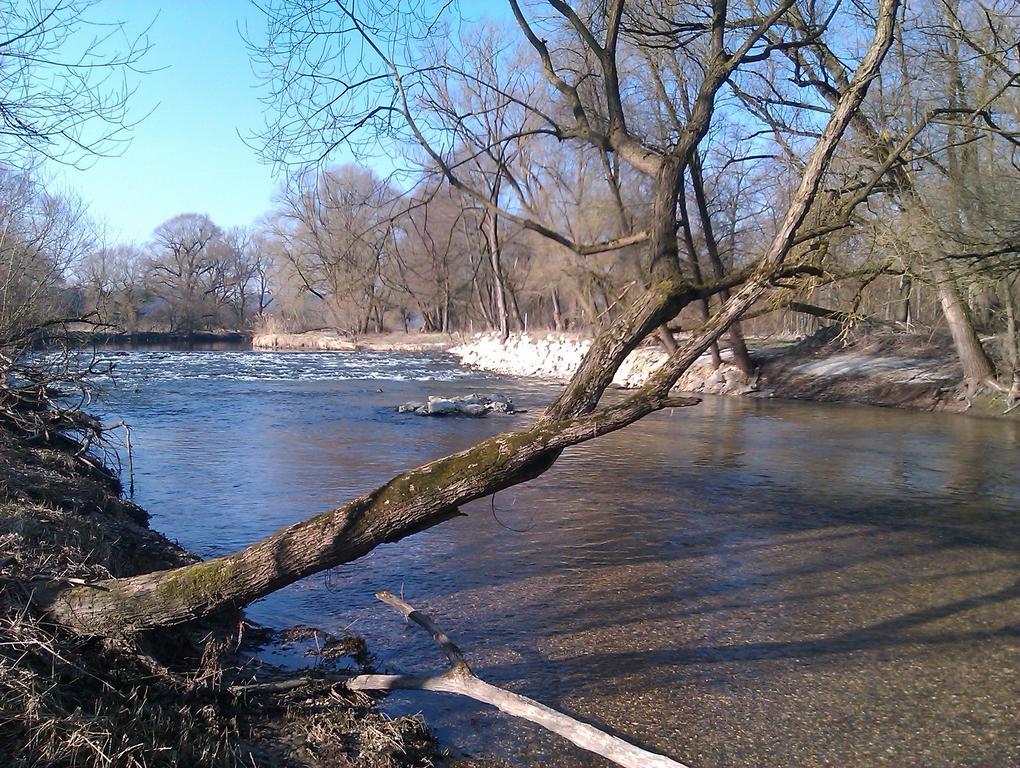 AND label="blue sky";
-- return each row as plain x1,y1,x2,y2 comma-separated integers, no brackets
47,1,279,243
46,1,510,245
